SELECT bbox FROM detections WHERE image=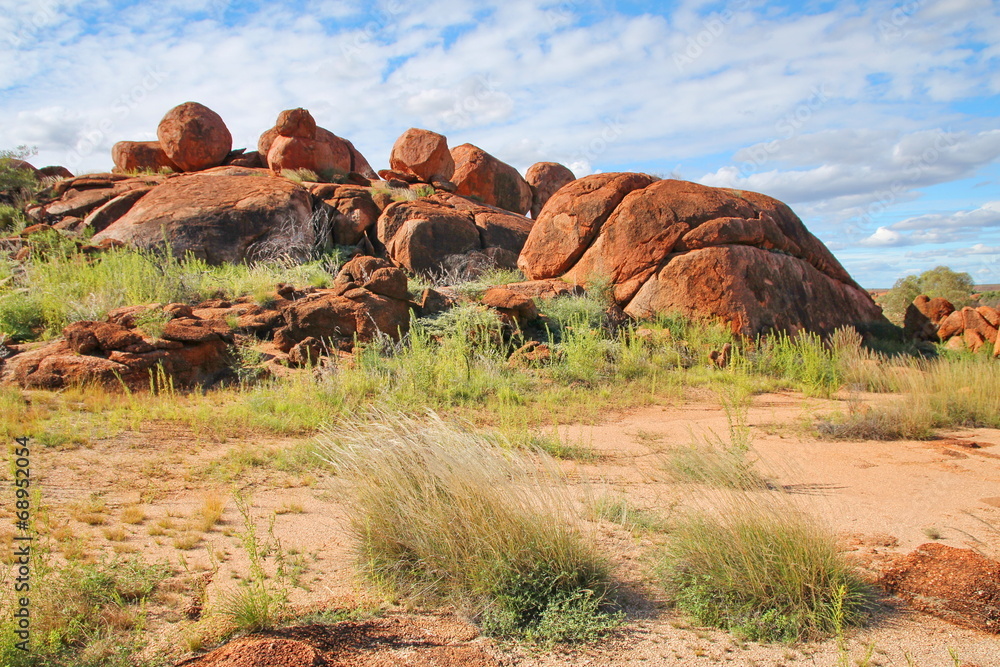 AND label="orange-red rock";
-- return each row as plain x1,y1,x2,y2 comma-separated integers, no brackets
451,143,532,215
267,135,338,177
525,161,575,218
517,172,658,280
275,107,317,138
156,102,232,172
112,140,178,173
389,128,454,183
91,168,312,264
624,245,886,337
